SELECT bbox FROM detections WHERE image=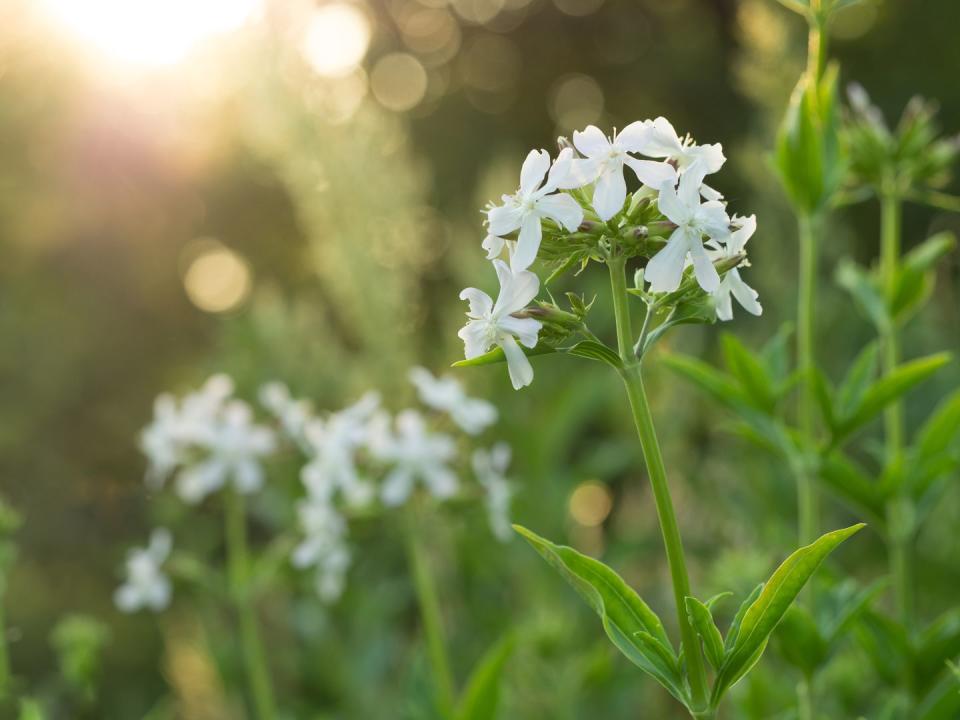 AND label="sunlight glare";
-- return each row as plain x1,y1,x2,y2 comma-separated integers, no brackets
39,0,262,68
302,3,373,78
